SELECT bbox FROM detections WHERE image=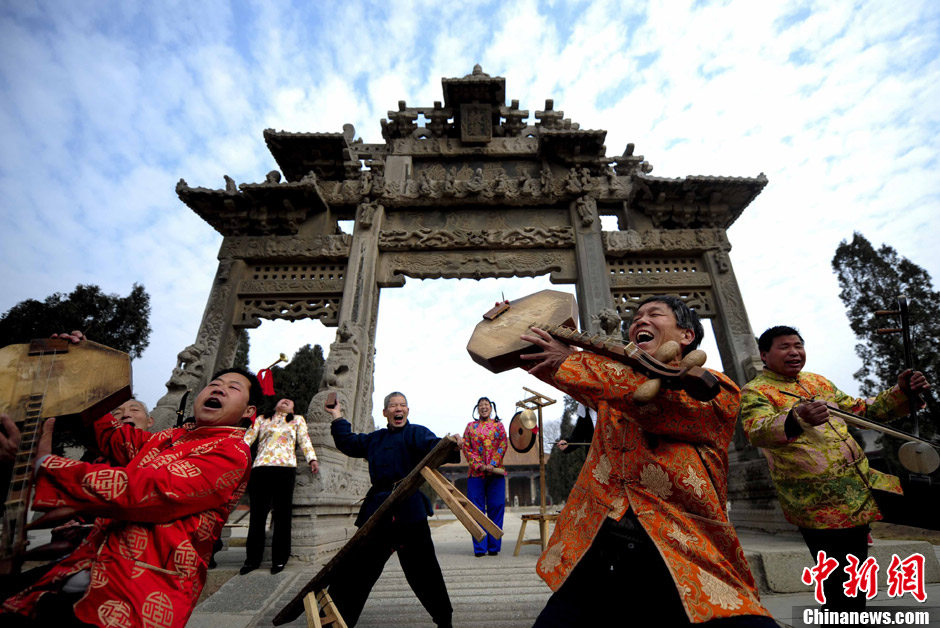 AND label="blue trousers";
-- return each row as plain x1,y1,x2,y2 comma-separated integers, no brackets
467,475,505,555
